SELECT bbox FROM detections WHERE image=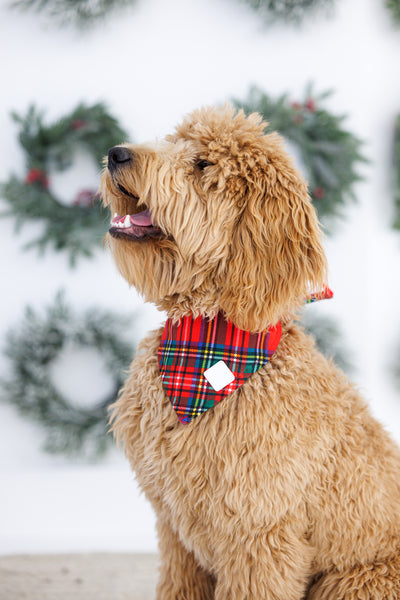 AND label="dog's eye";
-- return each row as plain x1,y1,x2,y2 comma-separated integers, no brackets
196,160,213,171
